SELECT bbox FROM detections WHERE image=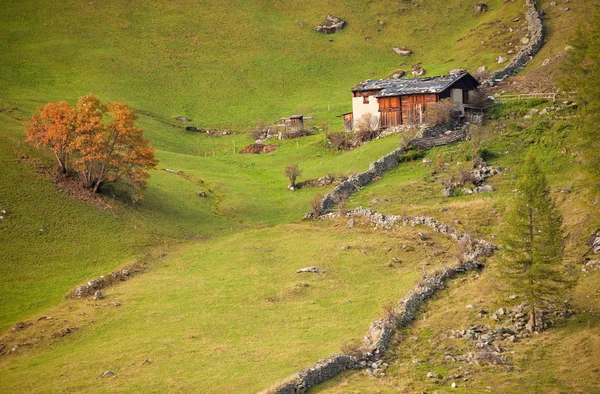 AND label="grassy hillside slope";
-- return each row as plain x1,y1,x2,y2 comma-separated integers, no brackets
0,0,525,129
0,223,458,393
0,0,527,329
1,0,598,393
314,100,600,393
